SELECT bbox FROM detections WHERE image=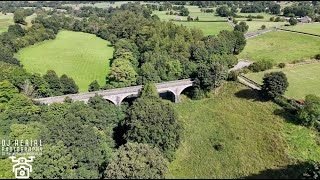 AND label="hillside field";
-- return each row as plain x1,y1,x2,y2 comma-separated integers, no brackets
238,31,320,63
168,82,320,178
15,30,113,92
